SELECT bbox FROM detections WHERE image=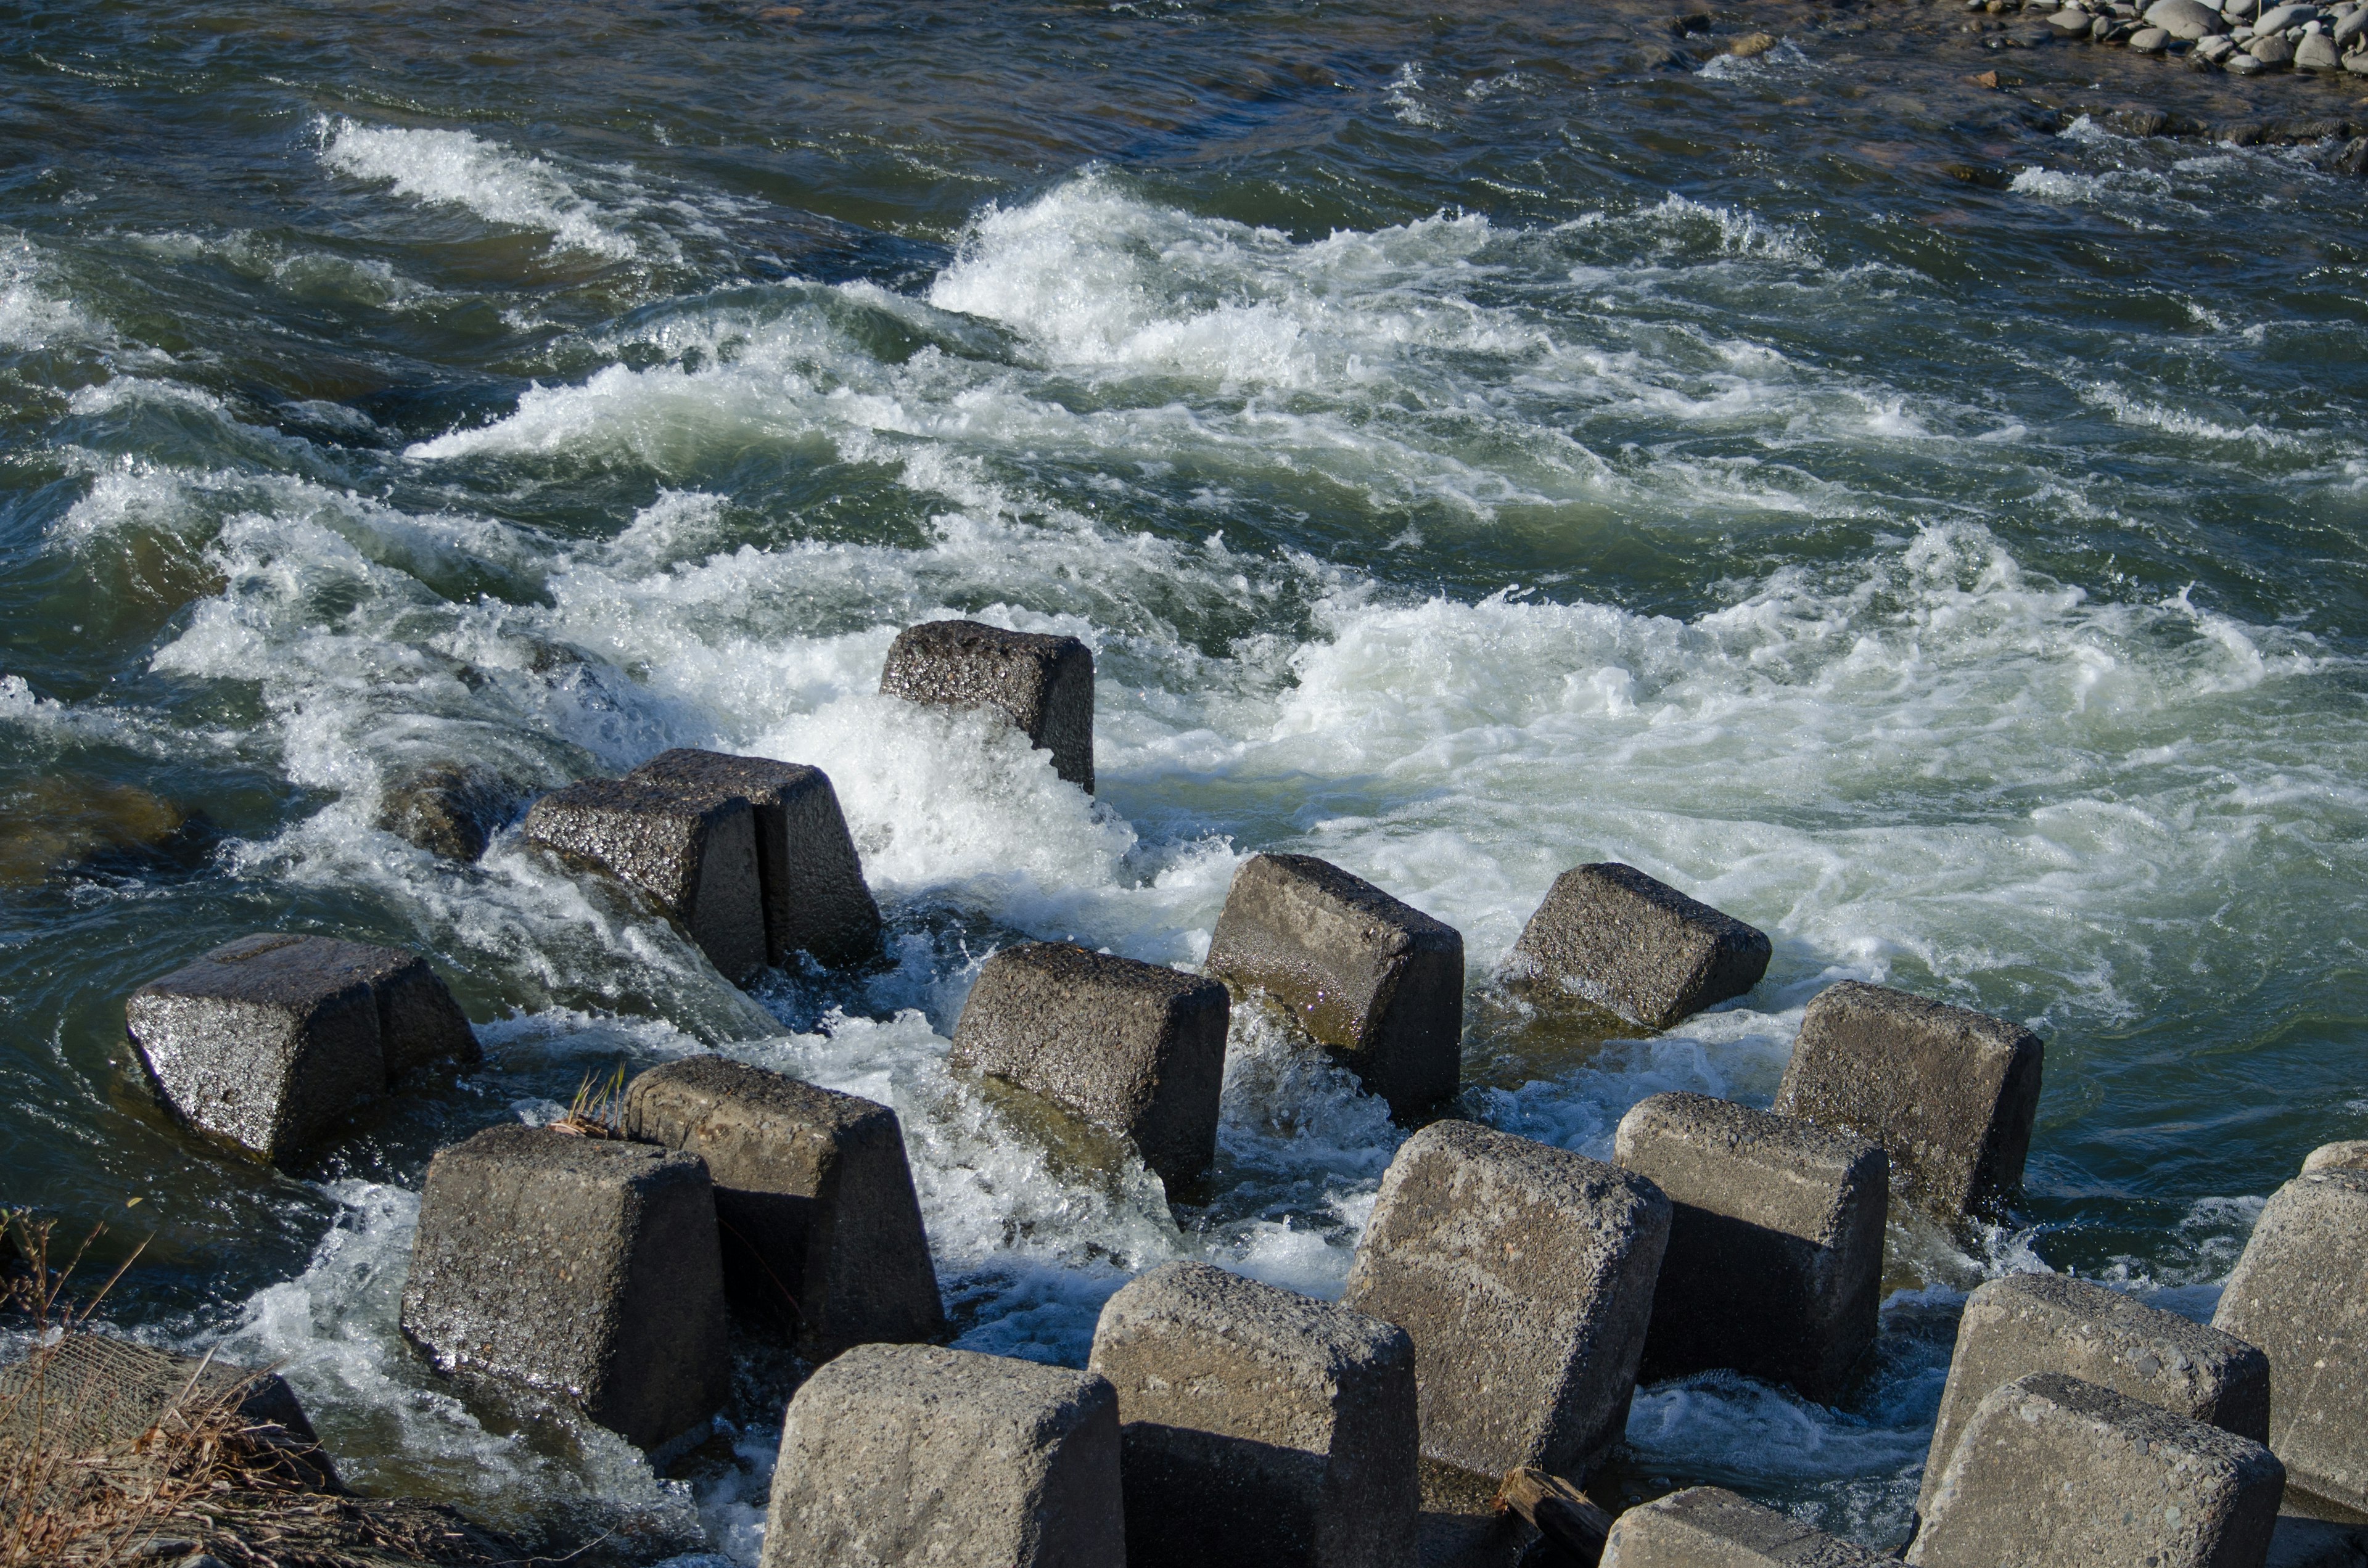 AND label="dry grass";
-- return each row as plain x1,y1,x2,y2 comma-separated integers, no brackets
548,1066,629,1139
